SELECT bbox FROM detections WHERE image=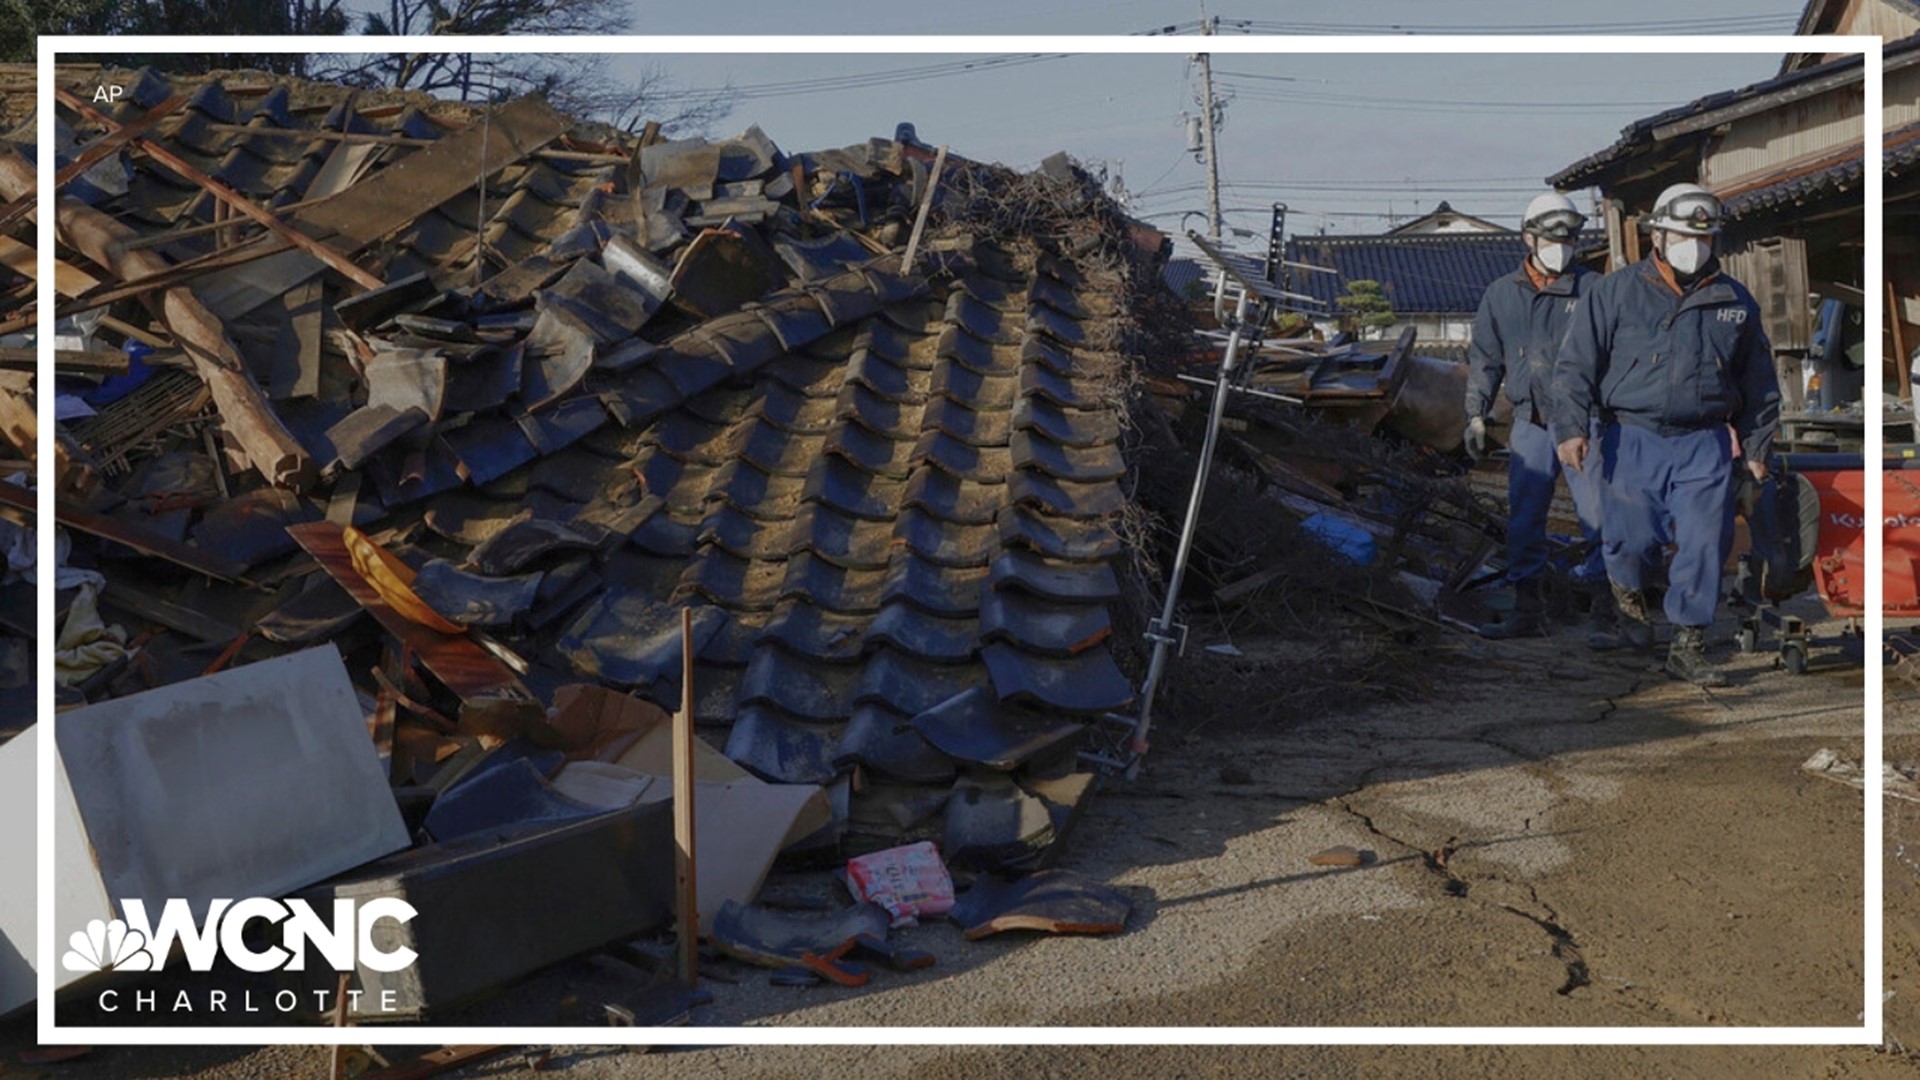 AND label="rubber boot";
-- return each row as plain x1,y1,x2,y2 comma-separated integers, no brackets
1610,583,1655,653
1478,577,1545,640
1584,581,1622,651
1665,625,1727,687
